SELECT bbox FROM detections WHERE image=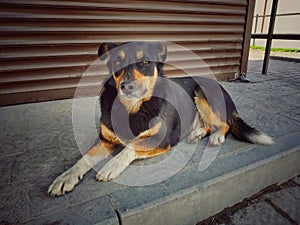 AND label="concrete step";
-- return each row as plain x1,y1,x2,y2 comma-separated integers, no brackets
104,131,300,225
1,97,299,225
